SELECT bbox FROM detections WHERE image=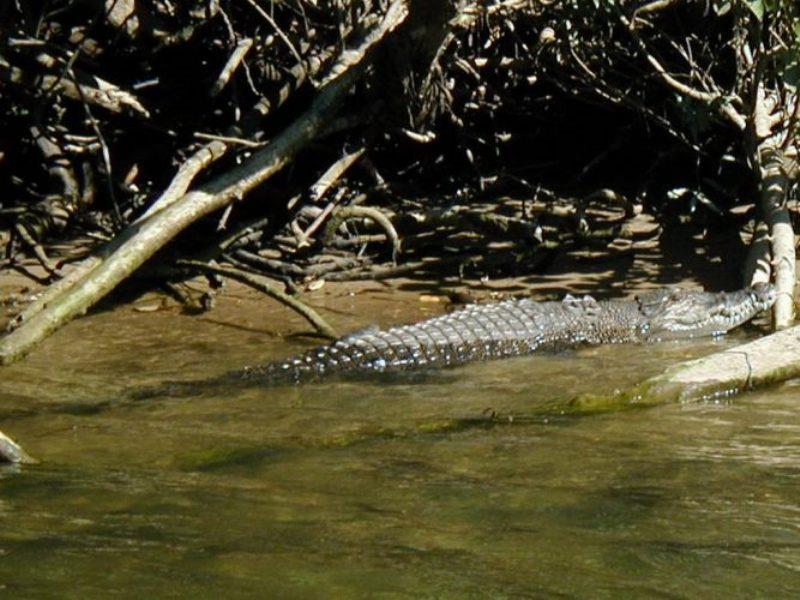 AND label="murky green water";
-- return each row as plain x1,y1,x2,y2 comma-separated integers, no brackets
1,304,799,597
